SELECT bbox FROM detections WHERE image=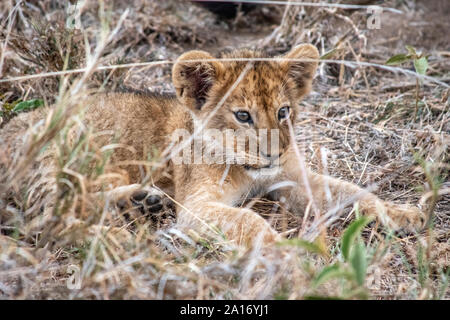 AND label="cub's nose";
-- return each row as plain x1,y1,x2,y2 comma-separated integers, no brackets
260,151,282,161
